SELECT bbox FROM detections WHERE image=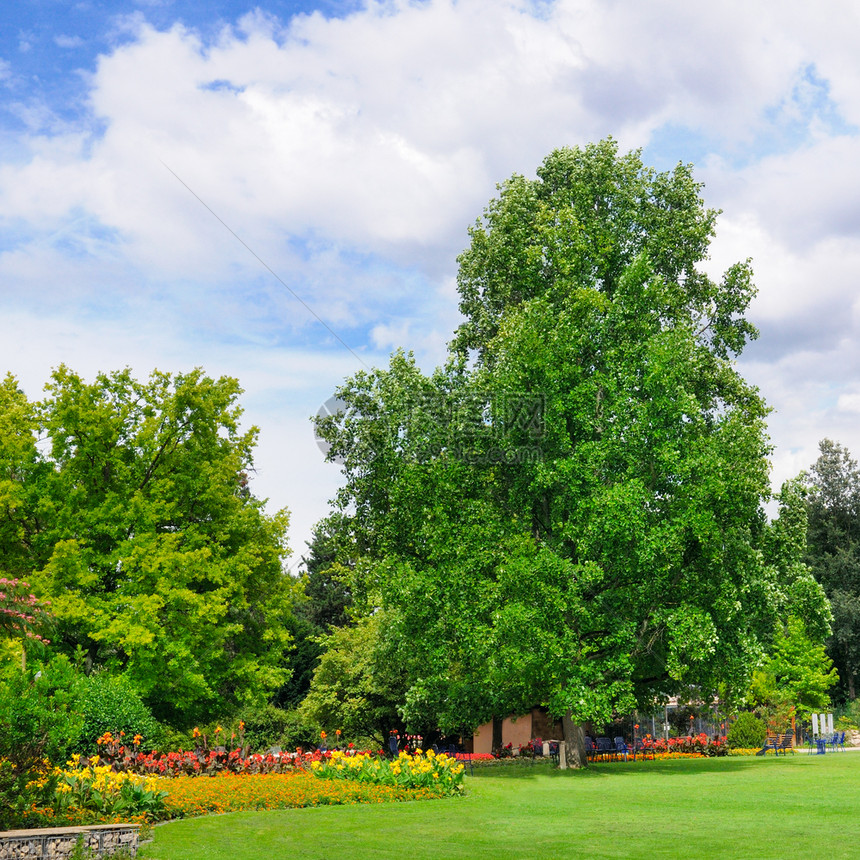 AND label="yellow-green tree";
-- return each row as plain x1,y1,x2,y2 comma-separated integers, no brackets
0,367,294,725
